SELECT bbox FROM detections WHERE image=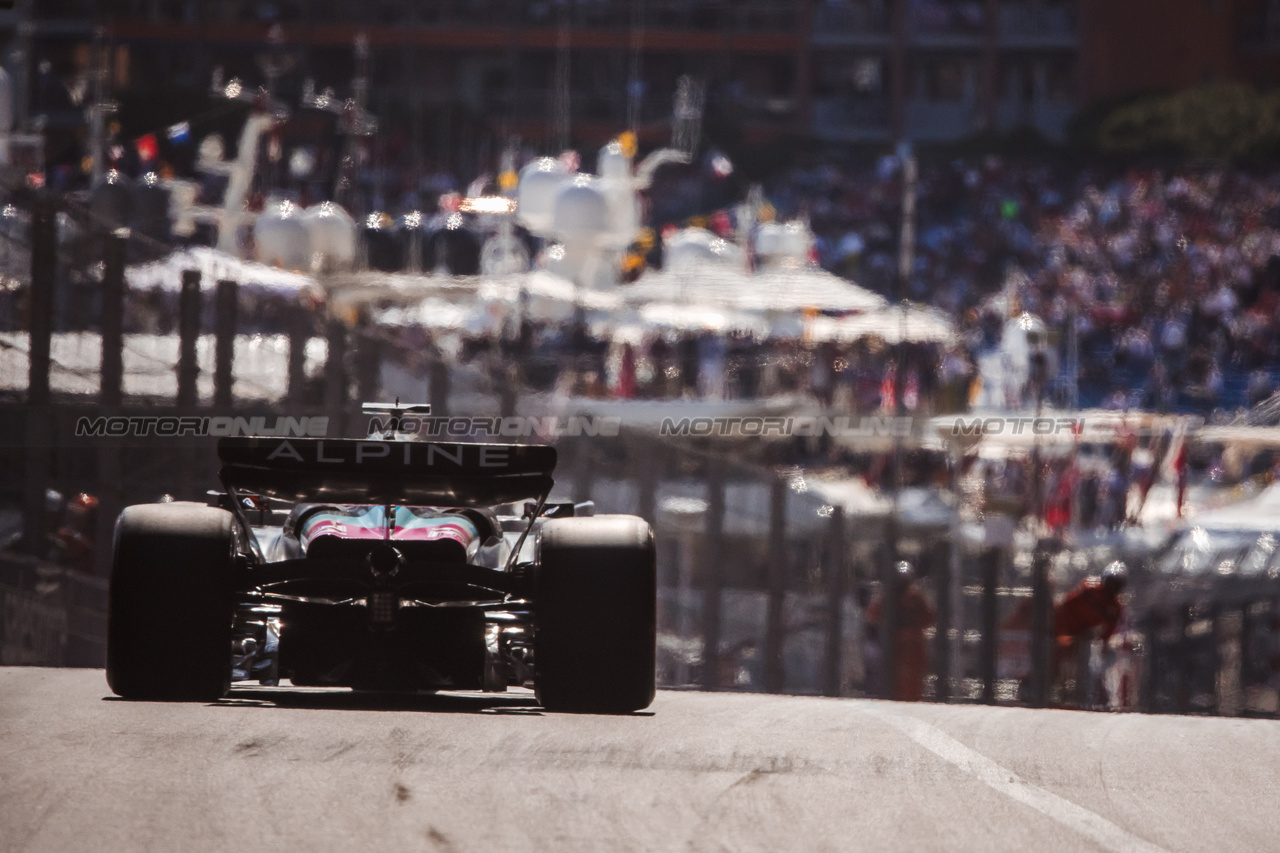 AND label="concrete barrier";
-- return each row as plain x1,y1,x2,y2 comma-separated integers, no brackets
0,555,107,667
